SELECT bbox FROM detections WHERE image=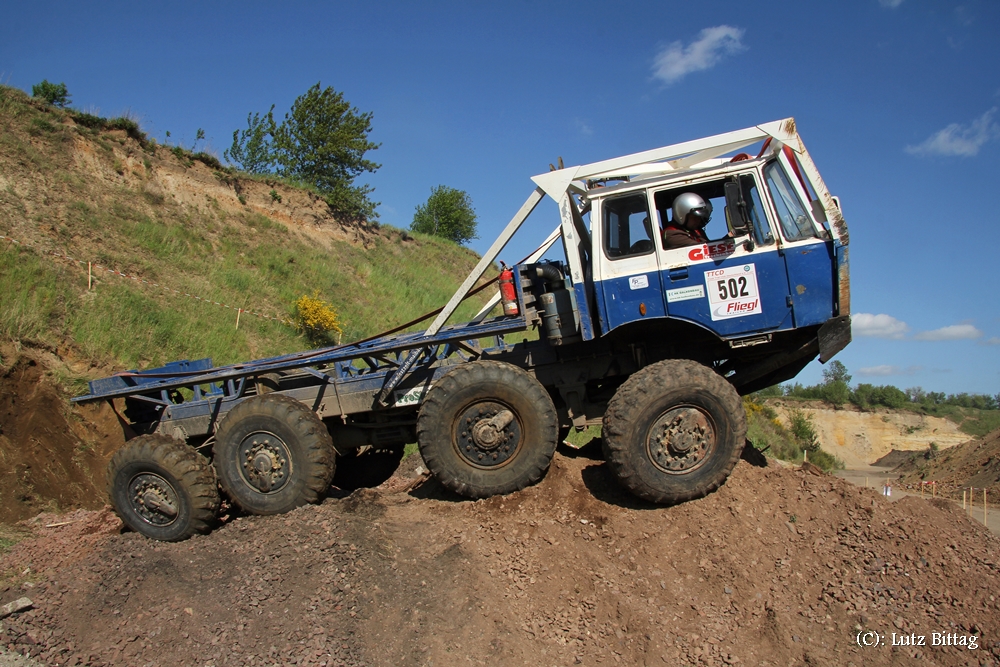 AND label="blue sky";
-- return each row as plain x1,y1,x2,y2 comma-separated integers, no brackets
2,1,999,395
